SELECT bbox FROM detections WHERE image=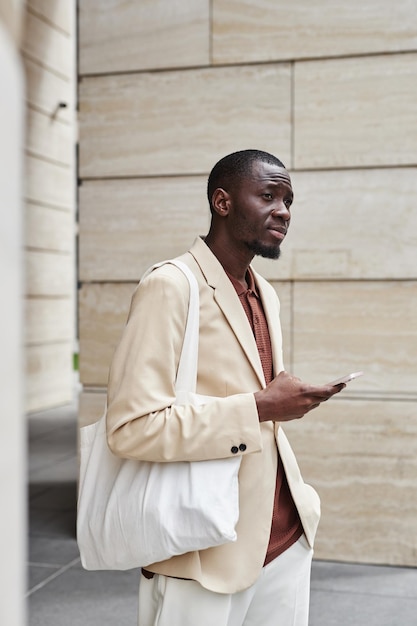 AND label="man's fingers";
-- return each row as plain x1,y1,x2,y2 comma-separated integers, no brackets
309,383,346,400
